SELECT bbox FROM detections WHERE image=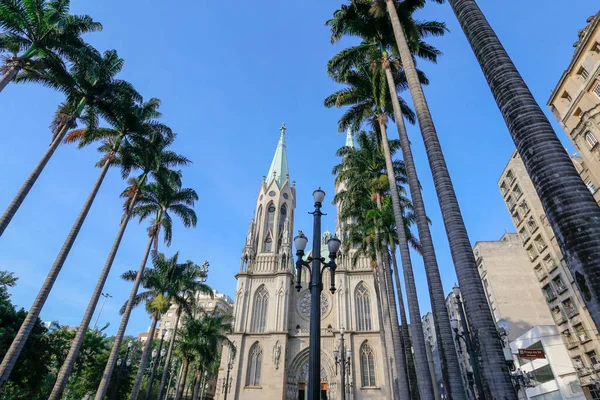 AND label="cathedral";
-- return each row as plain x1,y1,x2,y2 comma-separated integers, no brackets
214,125,387,400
